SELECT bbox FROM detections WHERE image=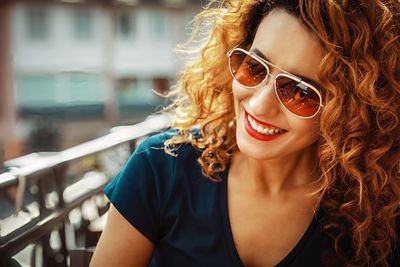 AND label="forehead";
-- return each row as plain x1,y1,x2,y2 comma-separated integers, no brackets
251,9,325,82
